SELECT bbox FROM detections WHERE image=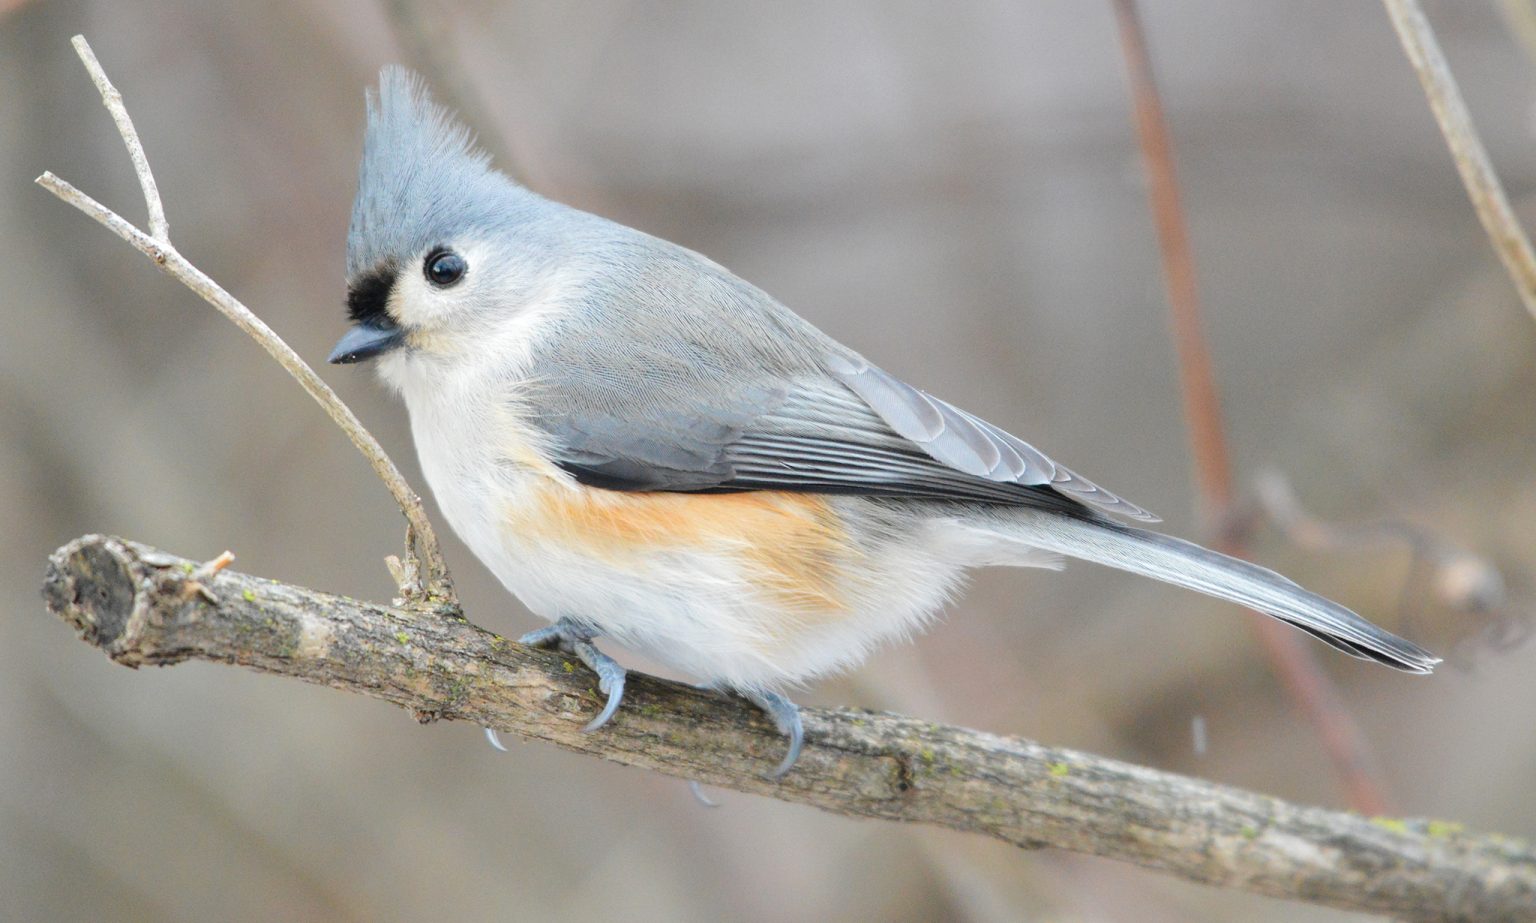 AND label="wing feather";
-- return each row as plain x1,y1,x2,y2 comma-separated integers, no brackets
822,354,1157,520
535,349,1156,521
